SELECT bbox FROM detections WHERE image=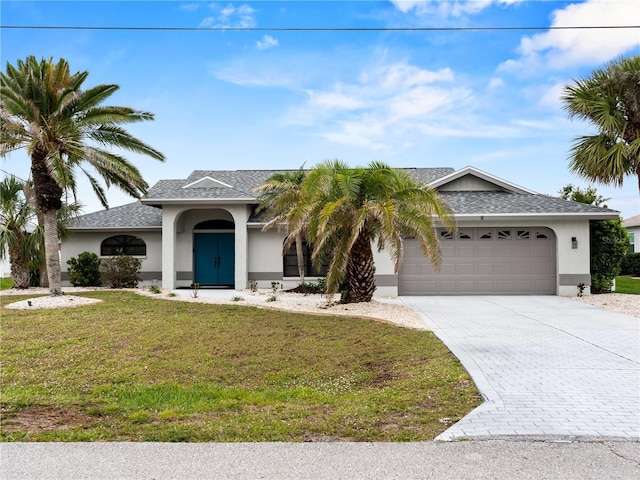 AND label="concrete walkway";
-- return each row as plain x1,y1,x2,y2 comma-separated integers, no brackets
400,296,640,441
